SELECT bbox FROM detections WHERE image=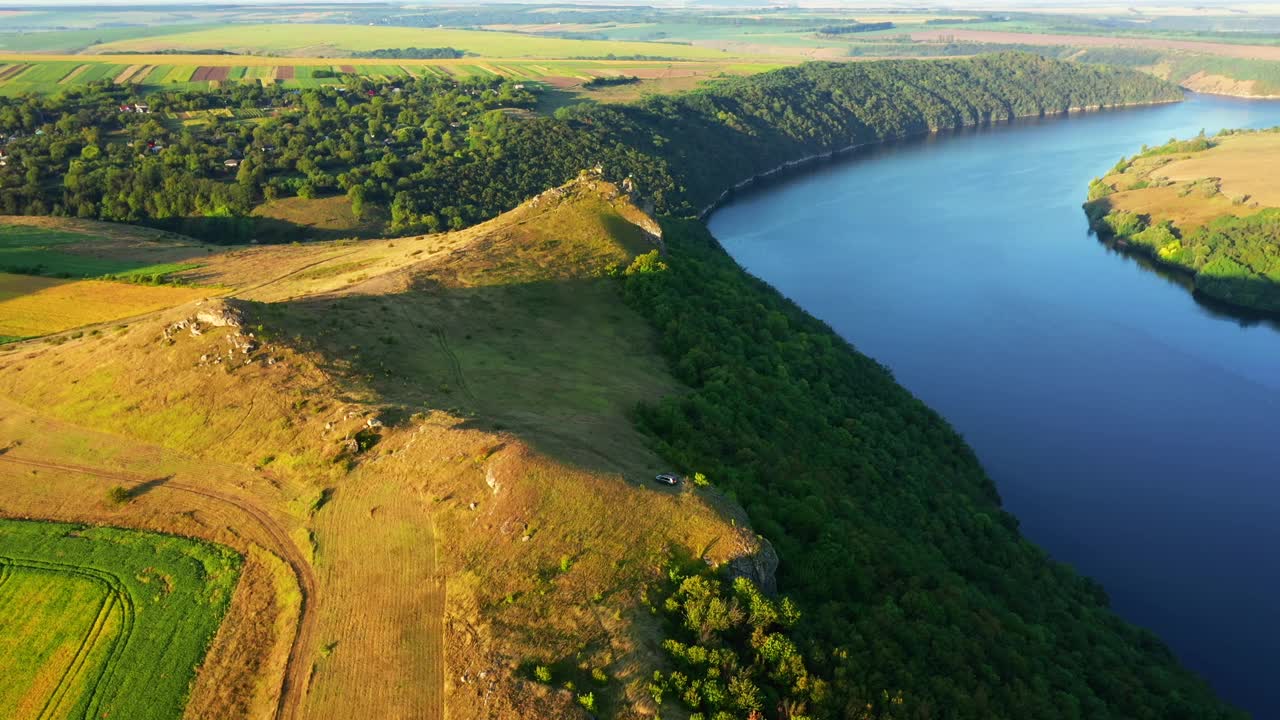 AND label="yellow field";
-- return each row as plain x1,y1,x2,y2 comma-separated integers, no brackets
1099,130,1280,229
1151,132,1280,207
0,274,207,337
86,24,749,60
